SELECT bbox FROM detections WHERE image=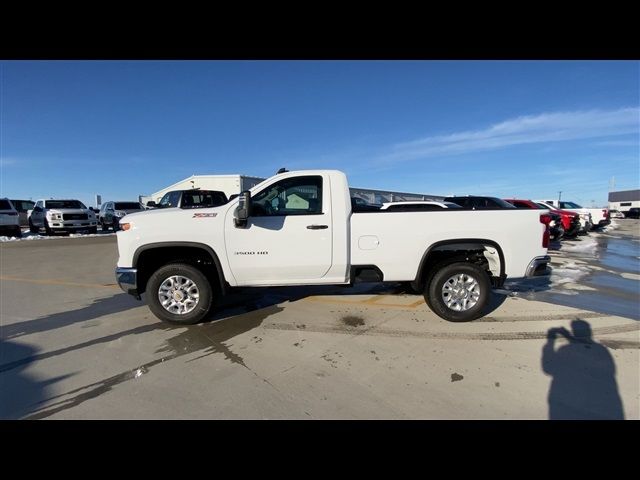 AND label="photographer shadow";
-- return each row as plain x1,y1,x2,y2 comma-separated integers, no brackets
542,320,624,419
